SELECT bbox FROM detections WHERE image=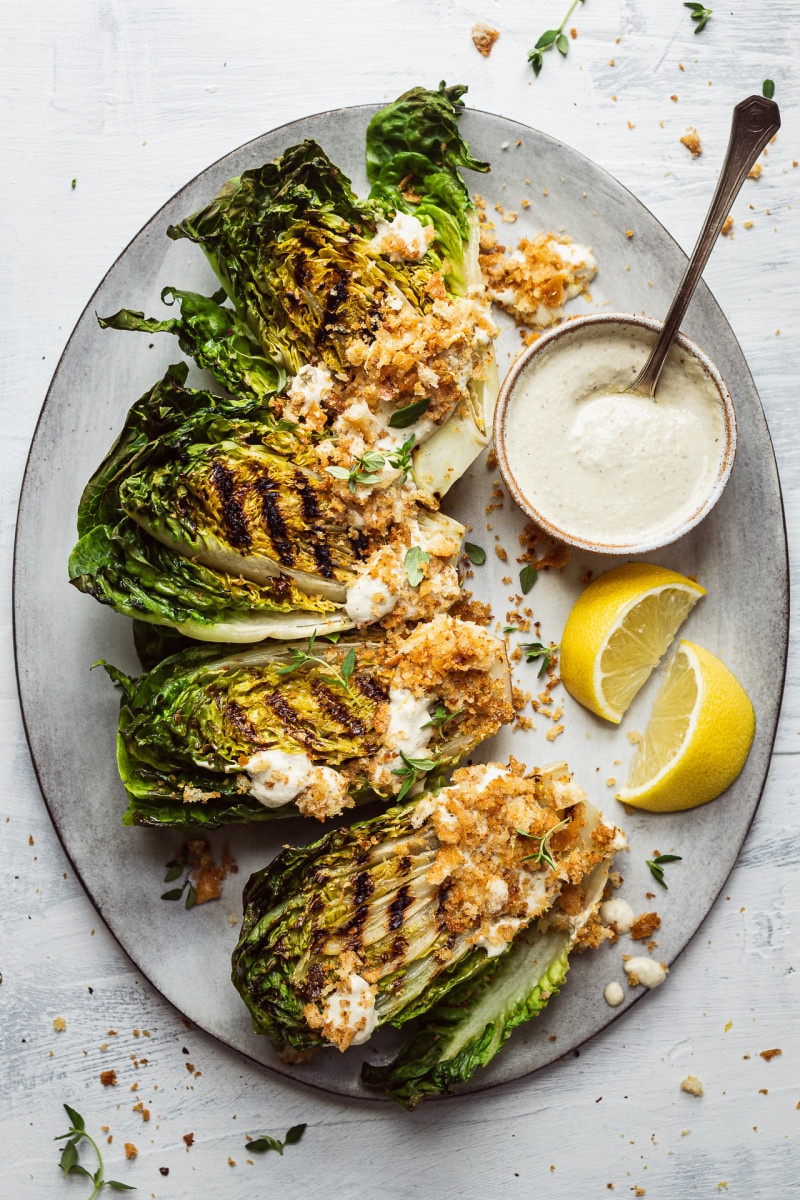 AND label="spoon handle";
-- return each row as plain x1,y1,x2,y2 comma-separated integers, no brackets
630,95,781,399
